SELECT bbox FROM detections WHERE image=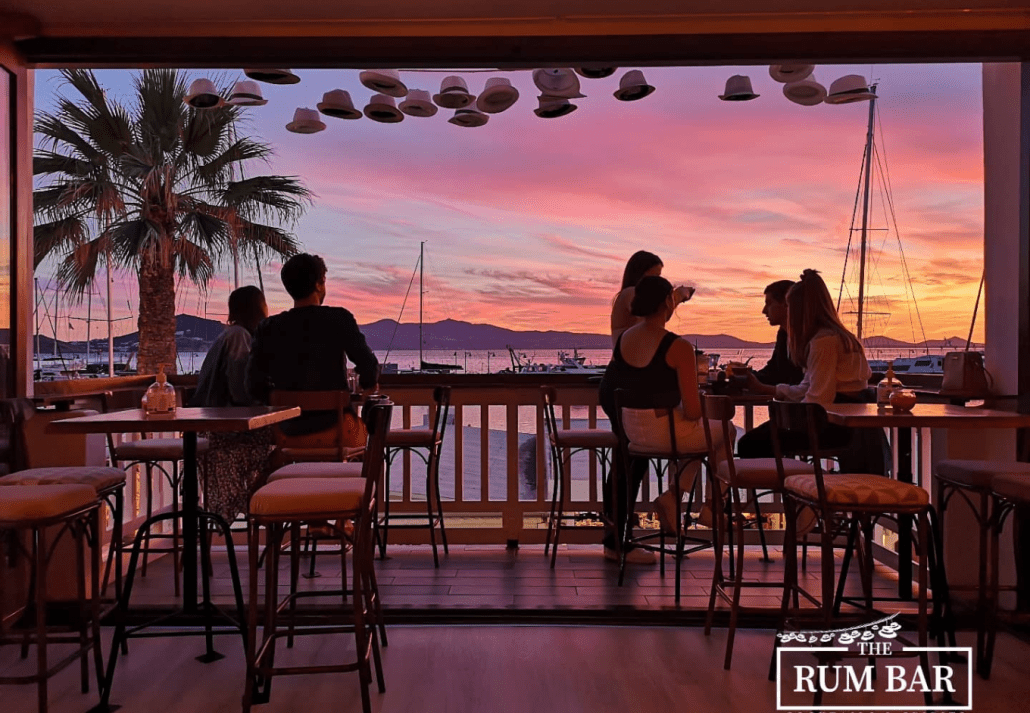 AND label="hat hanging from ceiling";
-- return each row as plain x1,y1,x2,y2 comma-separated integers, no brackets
285,108,326,134
576,66,617,79
476,77,519,113
364,94,404,123
317,90,362,120
532,69,586,99
534,95,577,119
184,79,222,109
719,75,759,101
399,89,438,117
613,70,655,101
434,76,475,109
226,80,267,107
783,74,827,106
359,69,408,98
243,68,300,85
824,75,876,104
769,64,815,83
449,108,489,127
